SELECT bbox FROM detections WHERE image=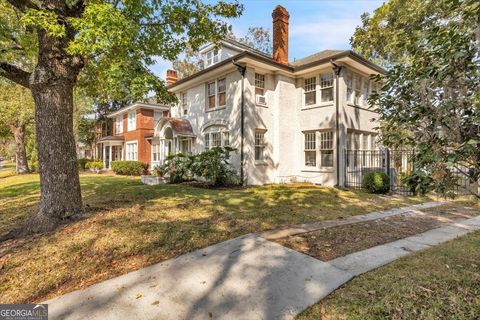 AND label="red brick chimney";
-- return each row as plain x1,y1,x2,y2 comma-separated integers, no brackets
272,5,289,65
166,69,178,85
